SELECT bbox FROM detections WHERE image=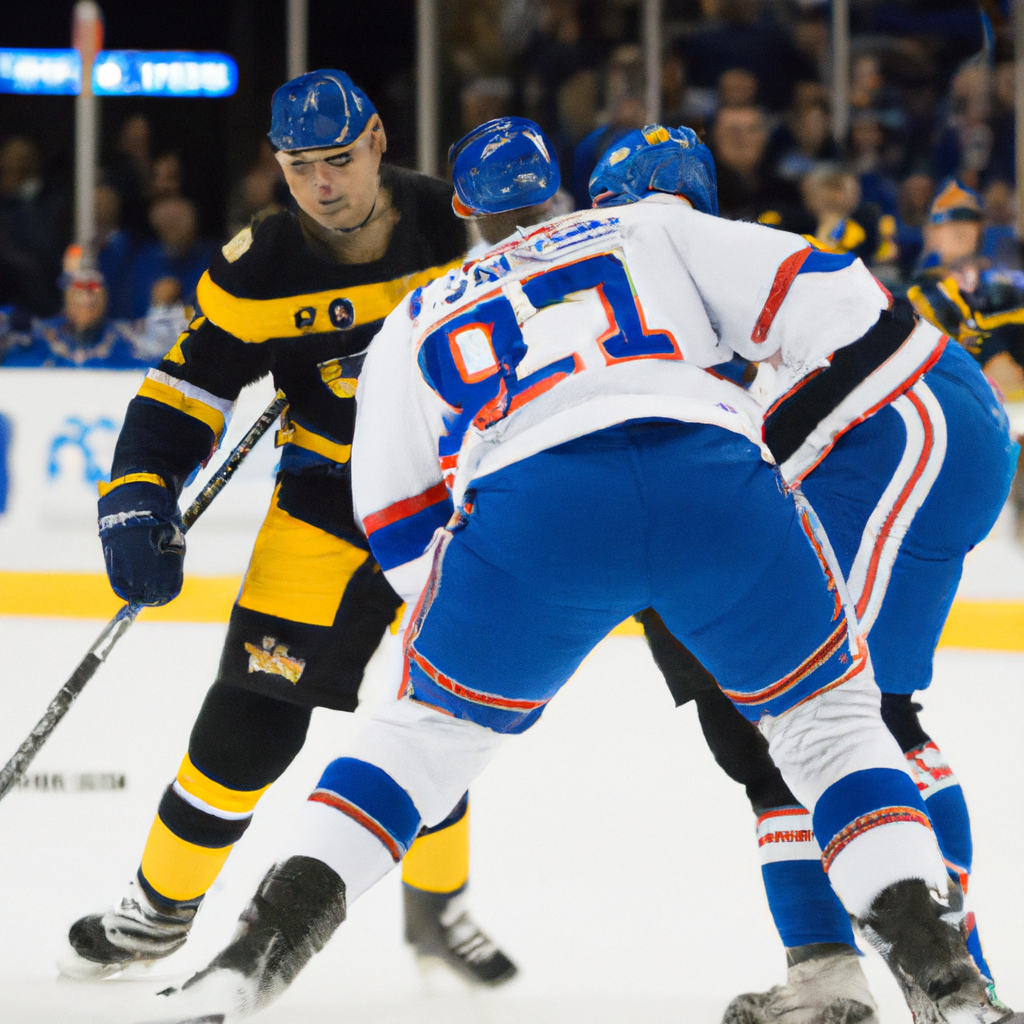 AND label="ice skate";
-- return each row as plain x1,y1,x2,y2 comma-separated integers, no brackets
722,944,878,1023
141,856,346,1023
404,886,517,986
858,879,1022,1024
59,875,197,981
